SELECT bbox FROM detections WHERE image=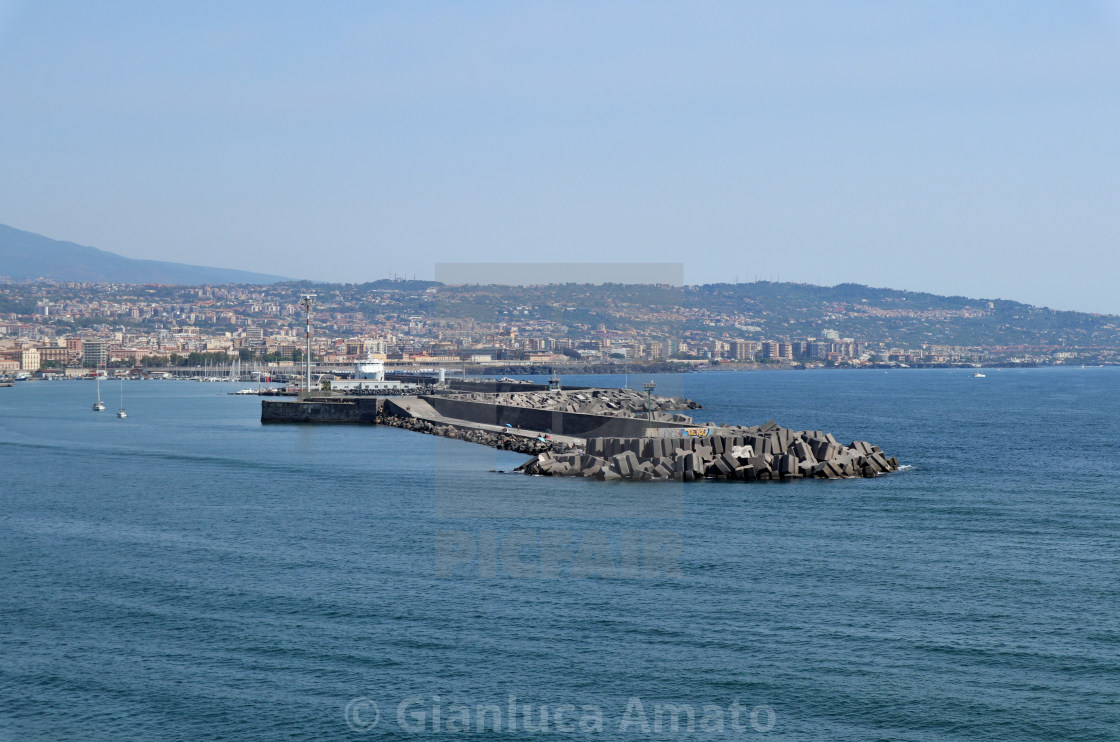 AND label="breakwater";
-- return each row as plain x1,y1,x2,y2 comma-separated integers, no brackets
519,420,900,480
433,387,701,420
420,395,685,439
261,389,901,481
374,413,575,456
